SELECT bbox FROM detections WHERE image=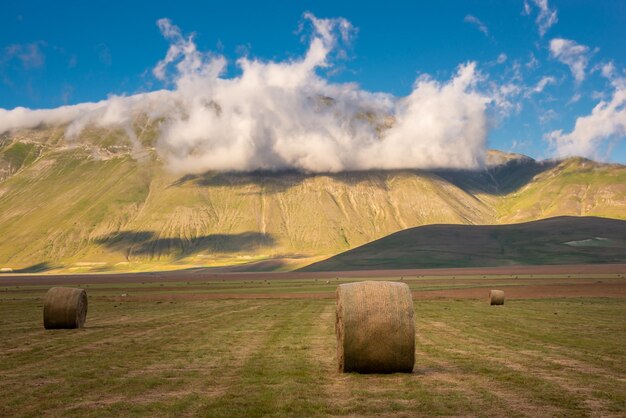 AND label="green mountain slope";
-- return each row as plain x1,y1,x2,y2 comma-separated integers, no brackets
497,158,626,222
0,126,625,273
300,216,626,271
